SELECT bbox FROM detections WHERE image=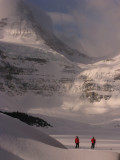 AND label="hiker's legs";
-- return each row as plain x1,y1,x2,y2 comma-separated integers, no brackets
91,143,94,149
76,143,79,148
